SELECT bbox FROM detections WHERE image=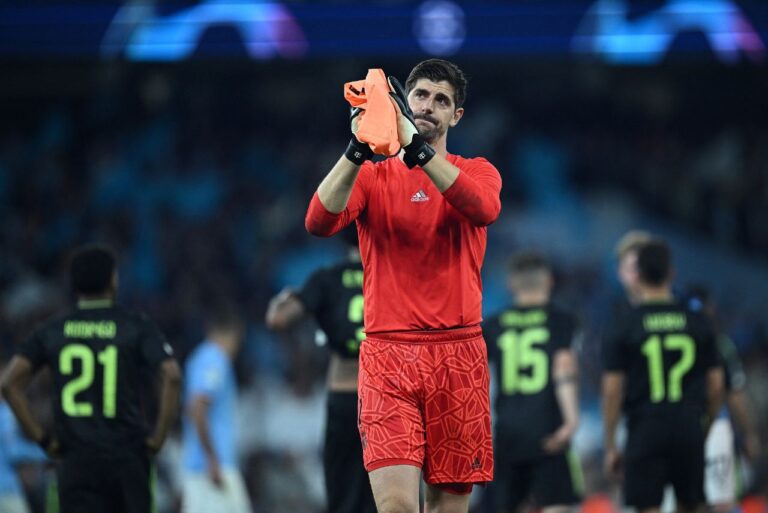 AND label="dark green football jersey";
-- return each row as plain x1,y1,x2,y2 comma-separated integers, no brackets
297,261,365,358
18,300,174,455
602,300,719,424
483,304,578,460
